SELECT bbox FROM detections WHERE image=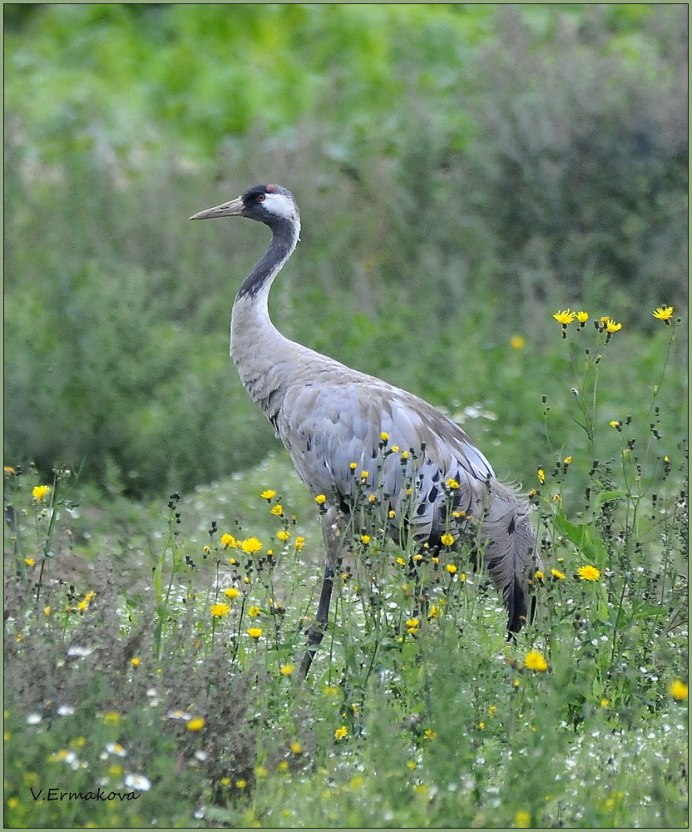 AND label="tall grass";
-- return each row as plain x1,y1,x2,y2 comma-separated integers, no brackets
4,312,687,827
